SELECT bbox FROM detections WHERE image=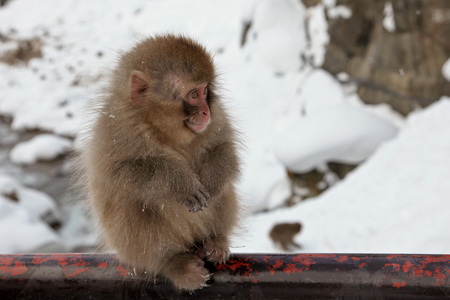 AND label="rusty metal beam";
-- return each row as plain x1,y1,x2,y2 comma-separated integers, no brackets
0,253,449,299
